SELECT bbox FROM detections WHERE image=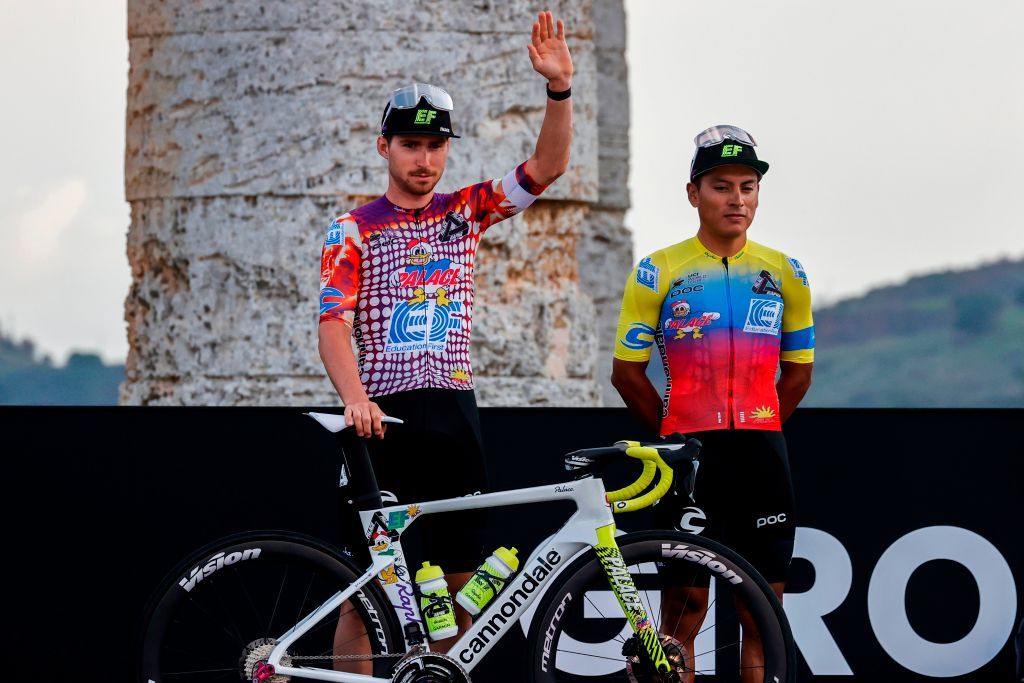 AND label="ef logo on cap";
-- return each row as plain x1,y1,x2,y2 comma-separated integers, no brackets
414,109,438,125
721,144,743,157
